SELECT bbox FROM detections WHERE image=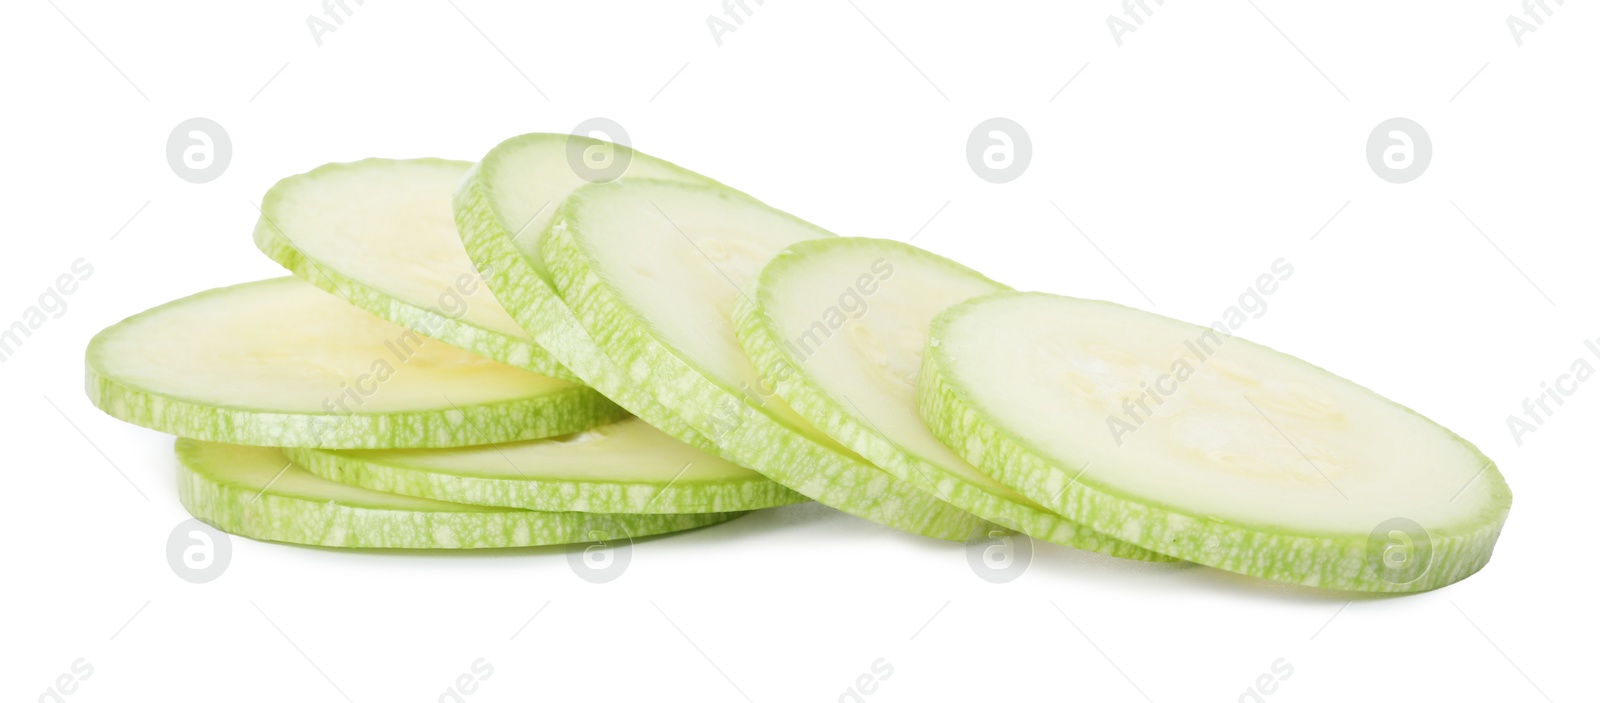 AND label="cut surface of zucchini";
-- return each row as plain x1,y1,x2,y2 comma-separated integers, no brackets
86,278,623,449
254,158,572,380
177,439,741,549
919,292,1512,591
